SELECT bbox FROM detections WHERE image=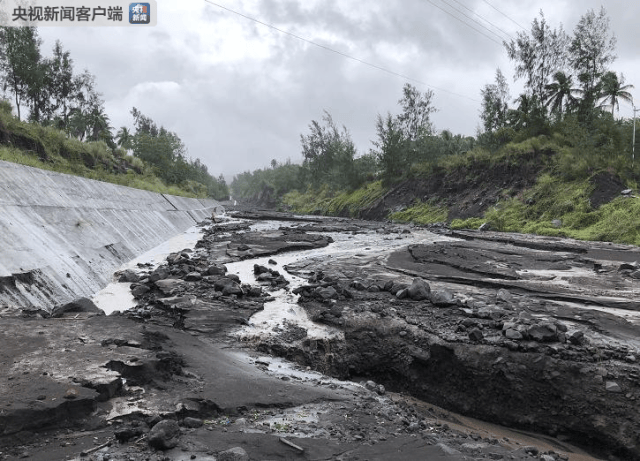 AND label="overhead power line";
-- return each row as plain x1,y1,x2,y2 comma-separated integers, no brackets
446,0,513,42
423,0,502,46
203,0,479,102
481,0,527,32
